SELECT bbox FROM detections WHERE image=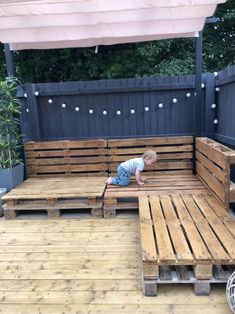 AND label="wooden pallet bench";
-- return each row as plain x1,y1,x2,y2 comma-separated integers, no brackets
1,139,108,219
139,194,235,296
137,138,235,296
104,136,194,217
104,136,235,217
2,177,106,219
